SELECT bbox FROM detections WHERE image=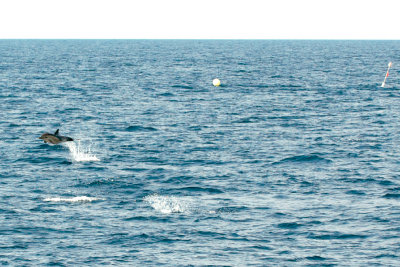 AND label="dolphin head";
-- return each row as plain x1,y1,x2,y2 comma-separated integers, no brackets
39,133,51,140
39,132,62,144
